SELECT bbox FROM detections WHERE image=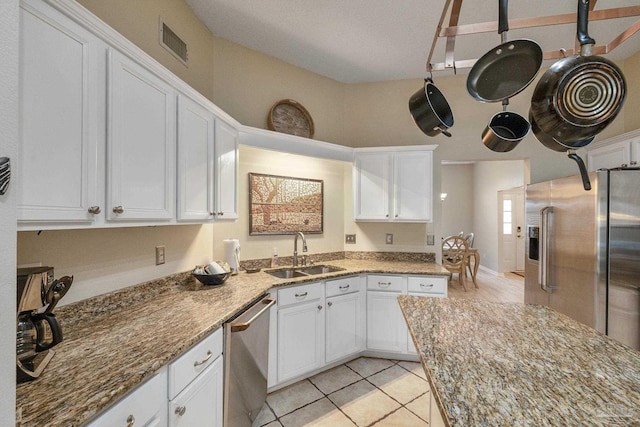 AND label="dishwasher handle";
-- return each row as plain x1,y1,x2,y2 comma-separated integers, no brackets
230,298,275,333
